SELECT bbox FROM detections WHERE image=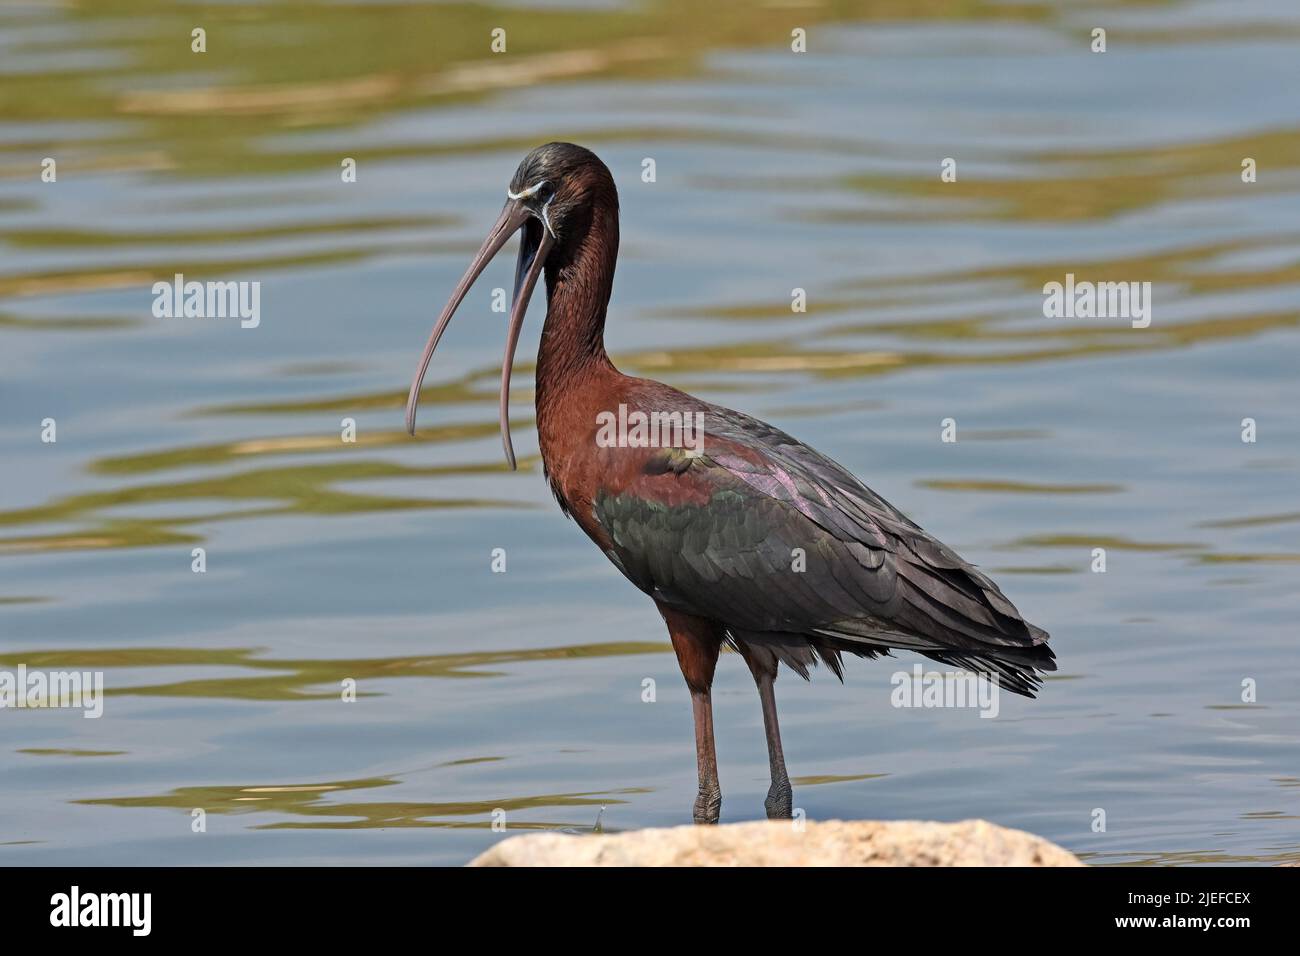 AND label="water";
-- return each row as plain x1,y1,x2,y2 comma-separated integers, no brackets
2,0,1298,866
